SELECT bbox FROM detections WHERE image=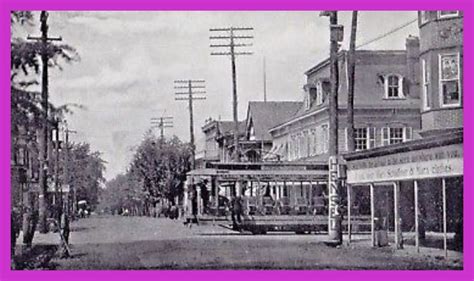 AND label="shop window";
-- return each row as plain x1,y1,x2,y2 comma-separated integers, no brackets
439,53,461,107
